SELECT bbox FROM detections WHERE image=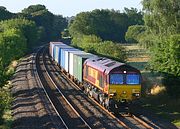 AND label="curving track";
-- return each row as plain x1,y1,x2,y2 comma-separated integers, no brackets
36,46,92,129
36,46,156,129
43,48,126,129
